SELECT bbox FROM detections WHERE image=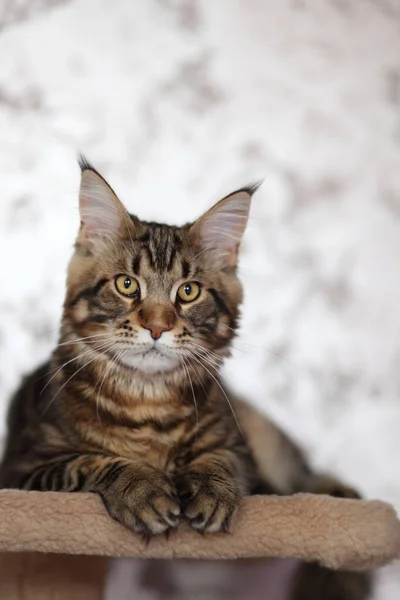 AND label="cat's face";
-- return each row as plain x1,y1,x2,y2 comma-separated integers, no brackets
63,160,258,376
